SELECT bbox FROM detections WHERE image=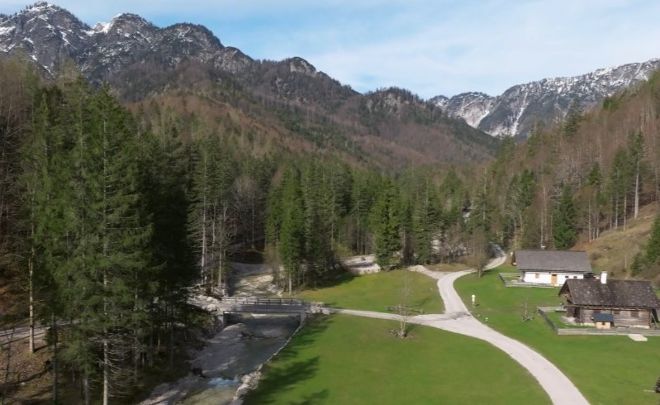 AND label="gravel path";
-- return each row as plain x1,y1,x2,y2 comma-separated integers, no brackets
339,254,590,405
